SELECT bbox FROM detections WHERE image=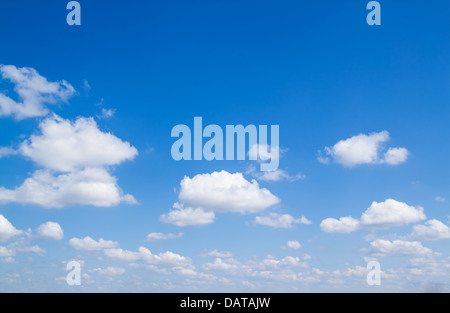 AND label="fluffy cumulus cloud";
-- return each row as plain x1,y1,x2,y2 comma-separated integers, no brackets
179,171,280,214
69,236,119,251
319,131,408,167
382,147,409,165
320,216,360,234
0,168,137,208
161,203,215,227
0,67,138,208
359,199,426,228
0,216,56,261
284,241,302,250
0,65,75,120
410,219,450,241
320,199,426,233
36,221,64,240
370,239,433,256
161,171,281,226
0,70,137,209
0,215,22,242
255,213,311,229
20,114,138,172
0,114,138,208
